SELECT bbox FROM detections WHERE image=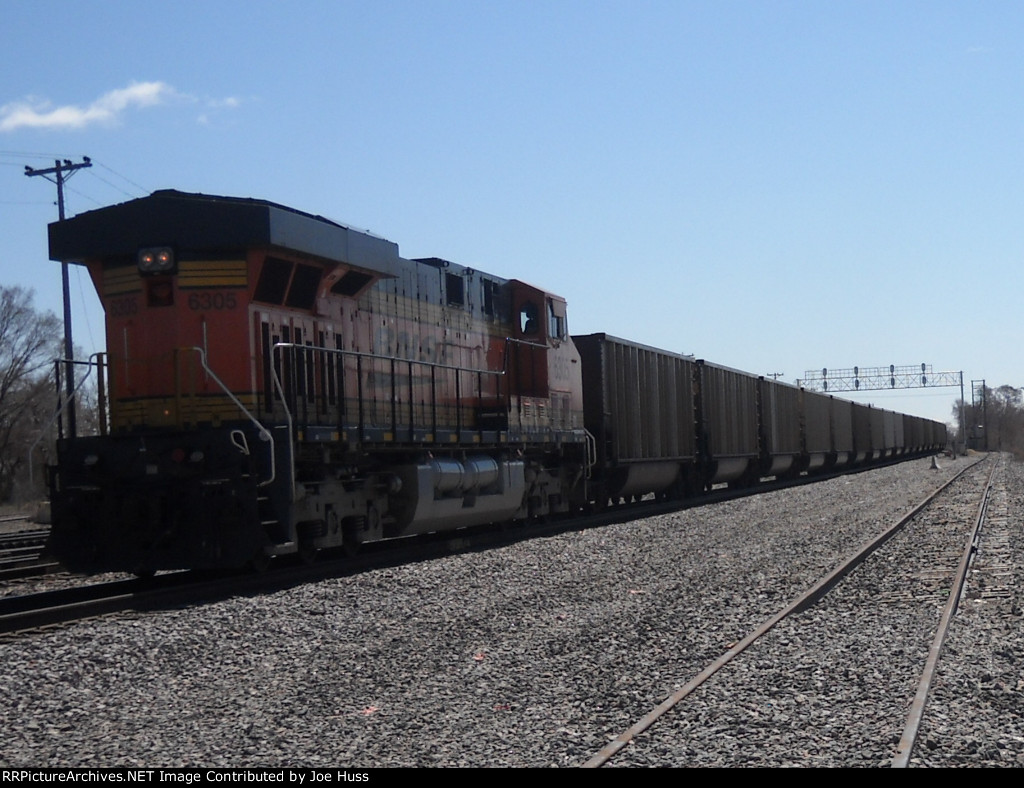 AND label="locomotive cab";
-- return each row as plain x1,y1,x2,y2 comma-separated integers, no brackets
507,281,582,434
